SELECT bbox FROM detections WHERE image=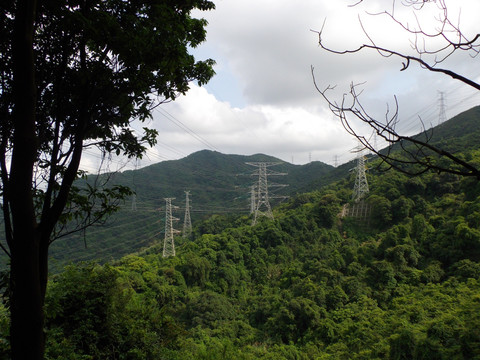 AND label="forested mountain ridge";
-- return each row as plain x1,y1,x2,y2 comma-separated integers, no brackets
5,105,478,273
58,103,479,270
308,105,480,191
0,151,333,272
2,121,478,358
104,150,334,204
2,105,480,273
